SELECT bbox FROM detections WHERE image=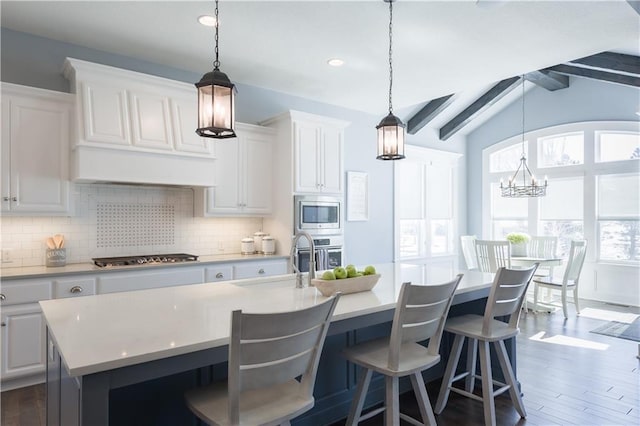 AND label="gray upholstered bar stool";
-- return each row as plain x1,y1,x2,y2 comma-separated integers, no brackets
342,275,463,425
434,265,537,426
184,294,340,426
